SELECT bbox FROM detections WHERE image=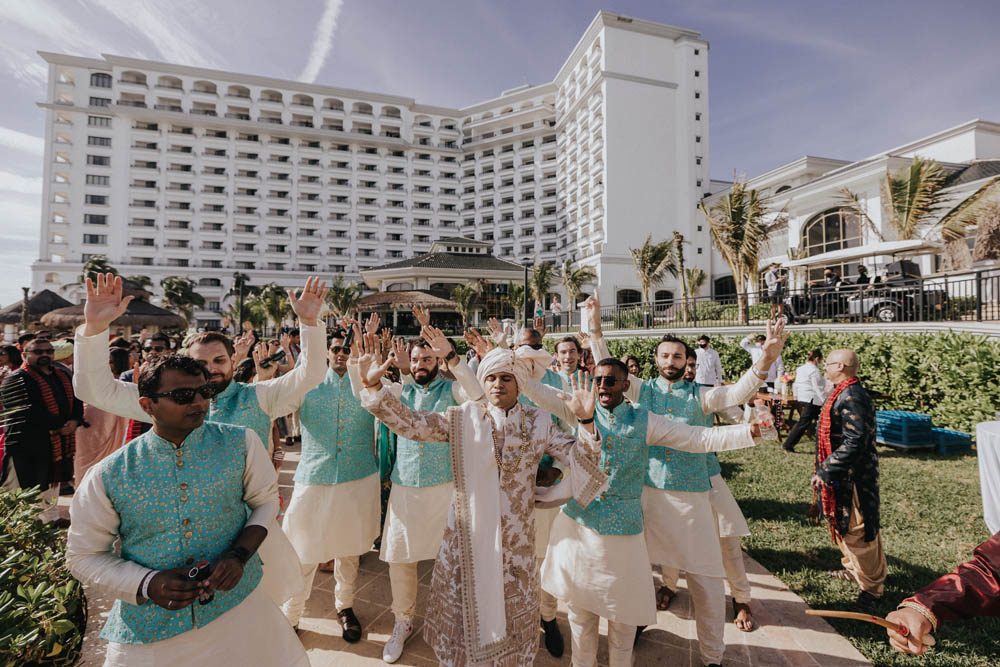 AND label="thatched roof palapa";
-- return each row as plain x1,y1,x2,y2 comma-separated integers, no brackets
40,299,188,330
356,290,458,312
0,289,73,324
